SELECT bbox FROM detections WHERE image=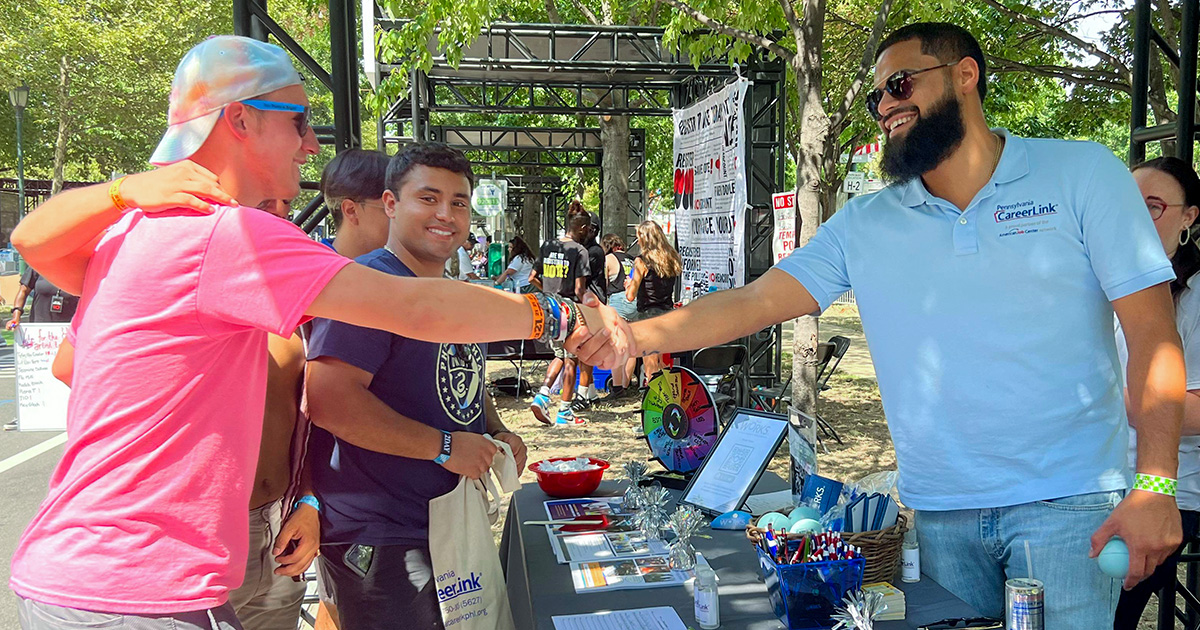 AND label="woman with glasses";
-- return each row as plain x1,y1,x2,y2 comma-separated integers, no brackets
1113,157,1200,629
